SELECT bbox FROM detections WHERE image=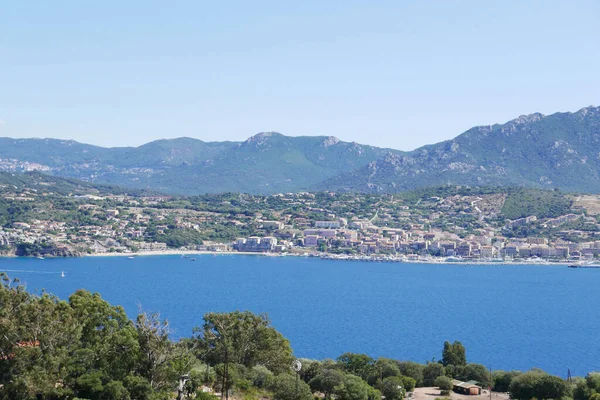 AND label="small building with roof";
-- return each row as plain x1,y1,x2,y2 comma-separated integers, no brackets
452,379,482,395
